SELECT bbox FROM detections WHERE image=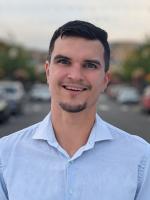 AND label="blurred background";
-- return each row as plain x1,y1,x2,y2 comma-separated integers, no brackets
0,0,150,142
